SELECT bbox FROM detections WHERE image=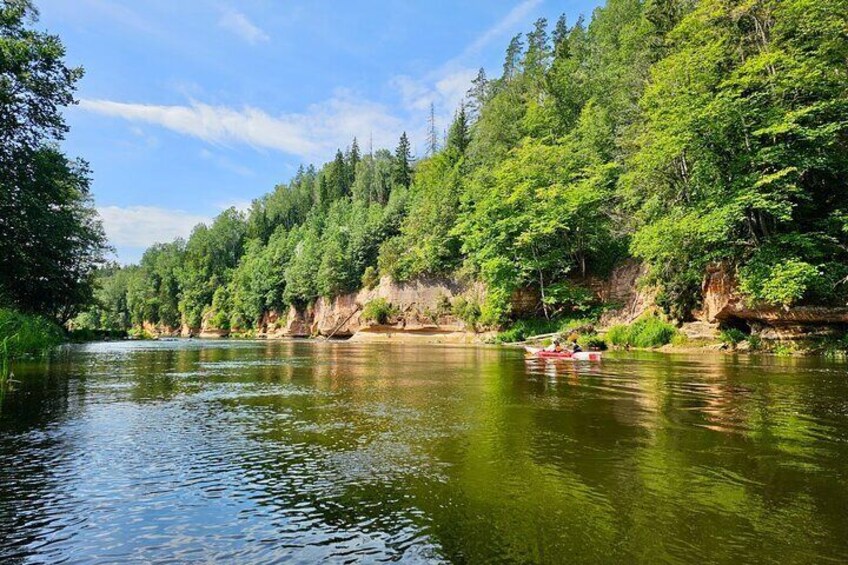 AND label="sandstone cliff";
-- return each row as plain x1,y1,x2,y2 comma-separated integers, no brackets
255,276,491,342
699,265,848,340
160,262,845,343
